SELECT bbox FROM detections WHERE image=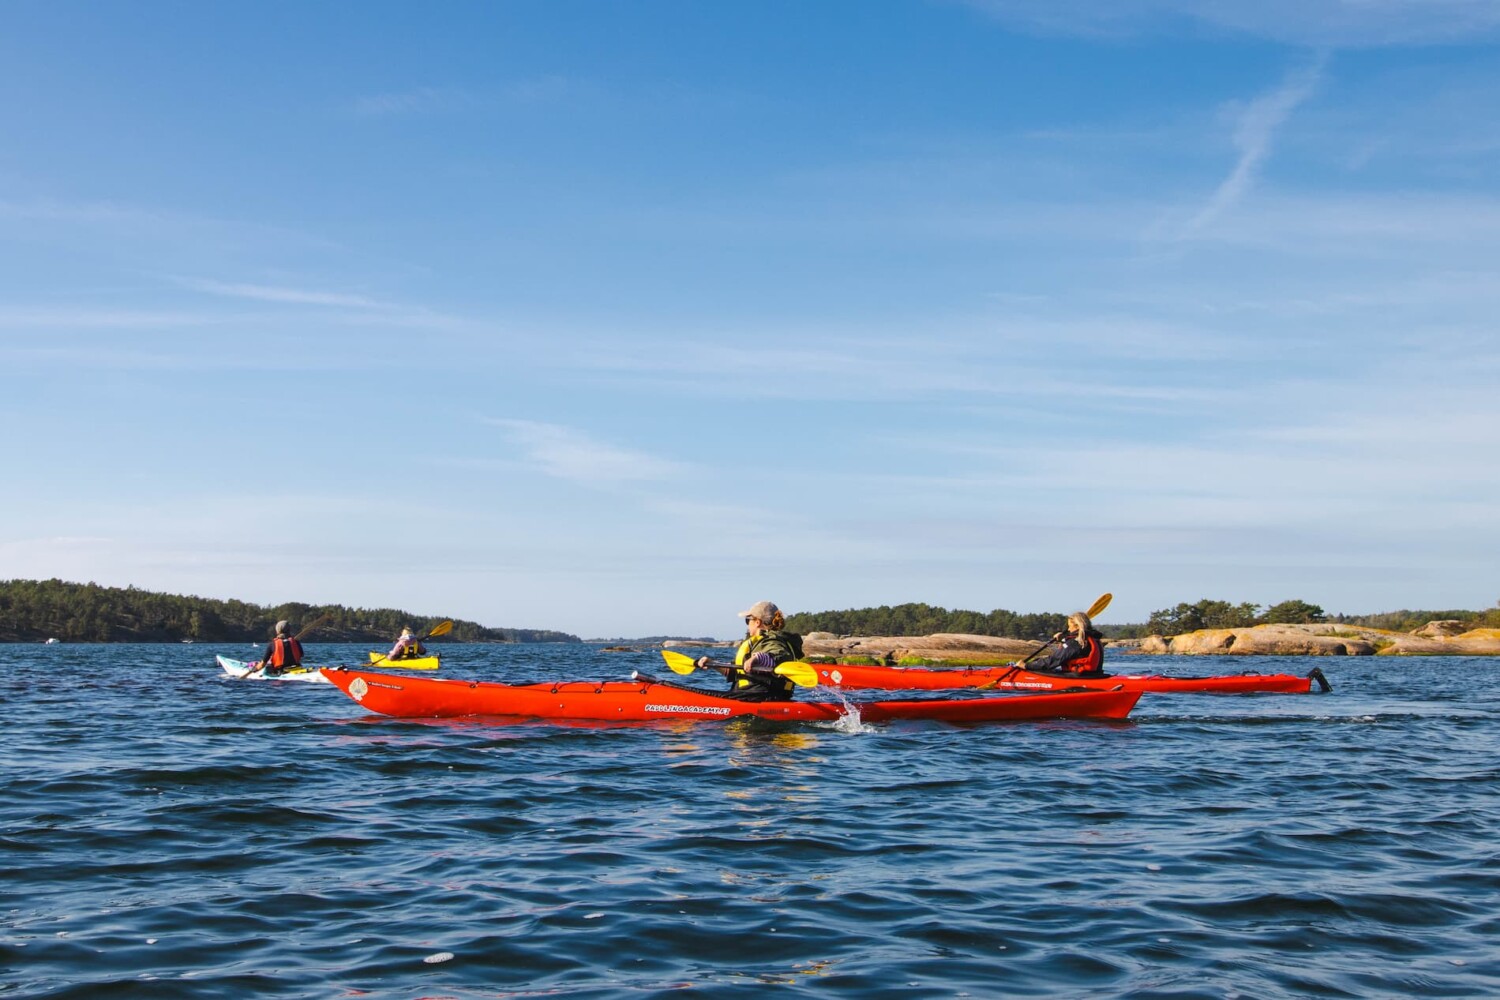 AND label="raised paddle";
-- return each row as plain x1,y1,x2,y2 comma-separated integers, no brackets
239,613,332,679
978,592,1113,689
660,649,819,689
366,619,454,669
